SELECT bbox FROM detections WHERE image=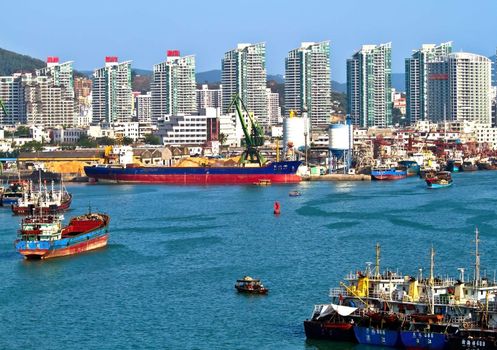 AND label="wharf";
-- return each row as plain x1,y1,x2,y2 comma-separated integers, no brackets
302,174,371,181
